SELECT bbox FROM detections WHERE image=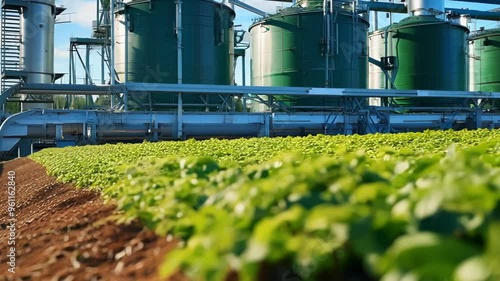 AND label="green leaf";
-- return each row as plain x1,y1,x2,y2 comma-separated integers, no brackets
378,233,481,280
